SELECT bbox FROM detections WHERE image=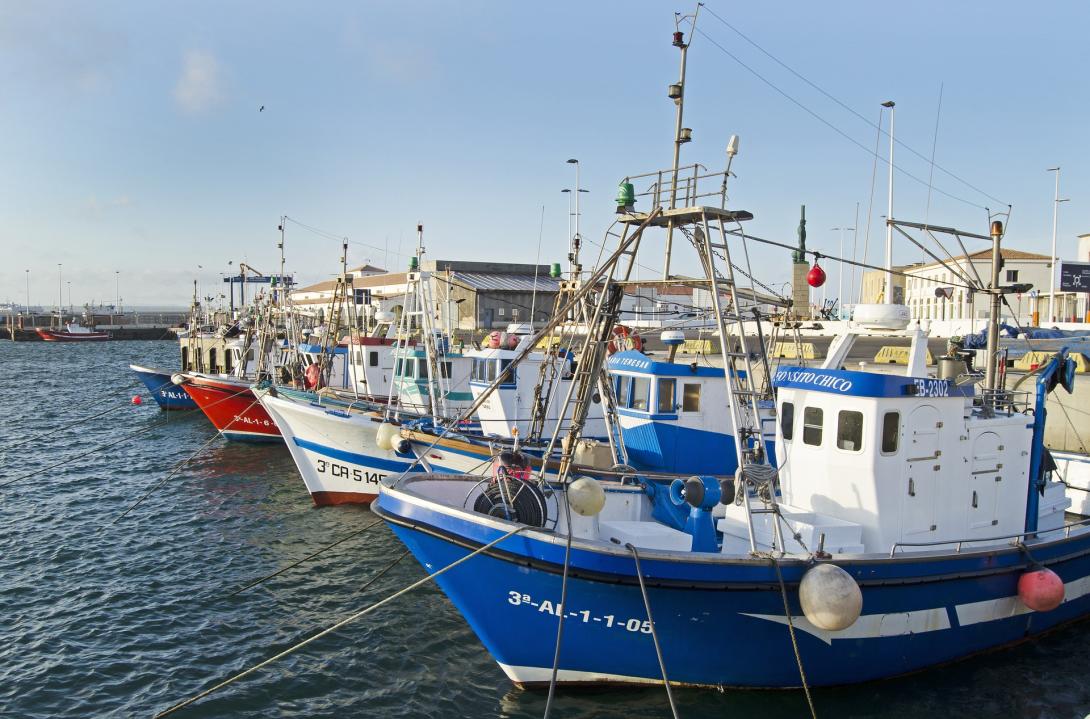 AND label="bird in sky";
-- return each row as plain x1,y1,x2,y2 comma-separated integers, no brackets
259,105,265,112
